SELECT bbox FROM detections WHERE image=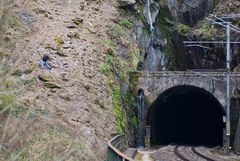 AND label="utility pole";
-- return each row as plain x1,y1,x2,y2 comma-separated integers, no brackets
226,23,231,154
183,14,240,154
